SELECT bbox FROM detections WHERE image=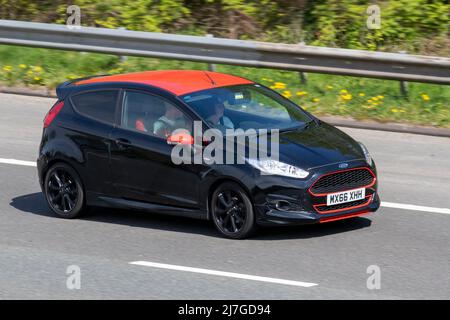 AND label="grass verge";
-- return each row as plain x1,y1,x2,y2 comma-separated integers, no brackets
1,45,449,128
